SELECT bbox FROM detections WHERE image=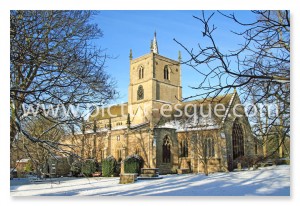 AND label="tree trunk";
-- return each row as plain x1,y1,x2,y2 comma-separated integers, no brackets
204,165,208,176
204,160,209,176
263,136,267,158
